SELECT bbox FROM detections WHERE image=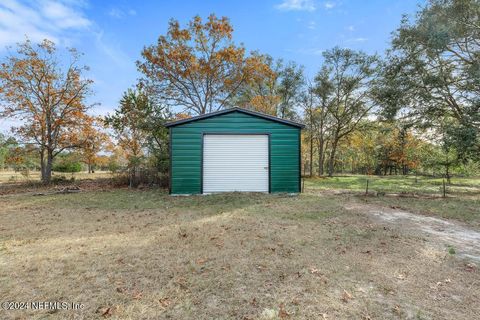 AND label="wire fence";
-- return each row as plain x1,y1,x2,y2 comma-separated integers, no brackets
301,175,480,199
362,178,449,198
